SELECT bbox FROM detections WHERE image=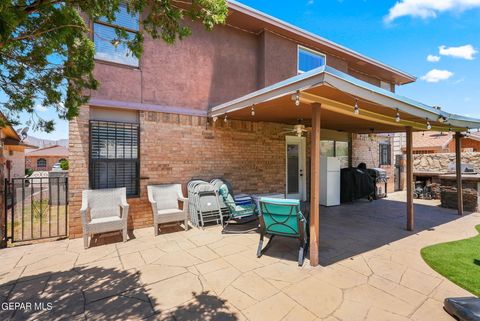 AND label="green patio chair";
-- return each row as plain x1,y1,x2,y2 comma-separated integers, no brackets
257,197,308,266
218,184,257,234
